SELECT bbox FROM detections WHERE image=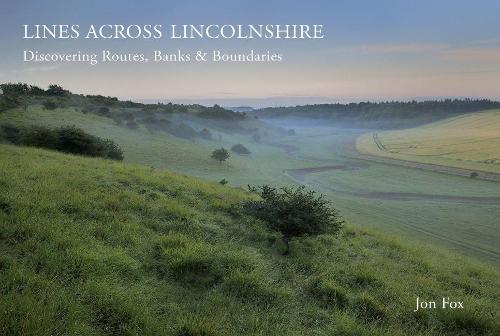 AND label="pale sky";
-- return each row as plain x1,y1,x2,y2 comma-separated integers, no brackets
1,0,500,106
